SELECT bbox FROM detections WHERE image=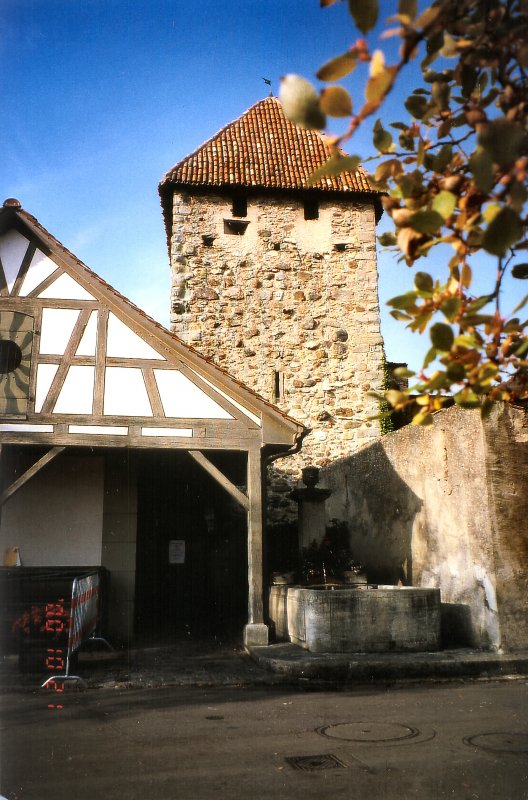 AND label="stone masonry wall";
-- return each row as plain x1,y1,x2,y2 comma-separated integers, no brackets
169,190,384,523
